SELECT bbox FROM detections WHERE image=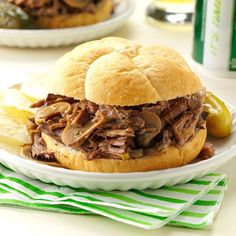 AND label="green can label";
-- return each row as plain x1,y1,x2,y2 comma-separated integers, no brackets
193,0,236,73
230,3,236,70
